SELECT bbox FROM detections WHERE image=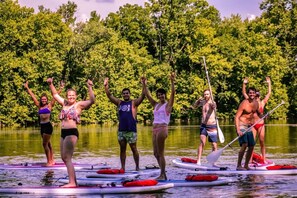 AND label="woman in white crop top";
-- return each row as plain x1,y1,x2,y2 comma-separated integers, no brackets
142,73,175,180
